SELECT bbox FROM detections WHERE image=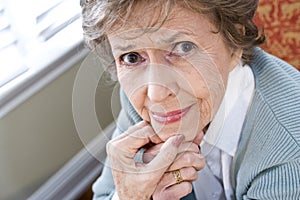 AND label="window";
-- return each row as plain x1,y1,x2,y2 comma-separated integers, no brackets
0,1,27,87
0,0,88,117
